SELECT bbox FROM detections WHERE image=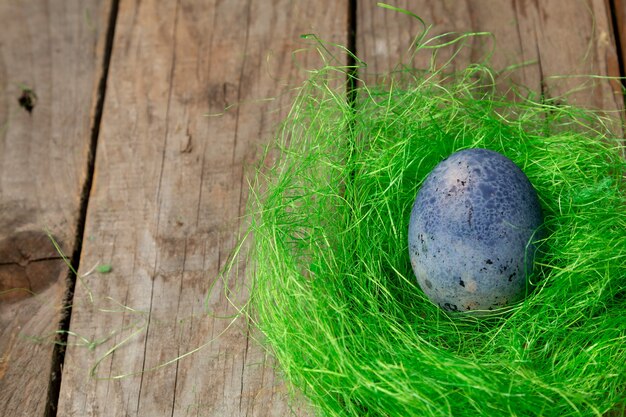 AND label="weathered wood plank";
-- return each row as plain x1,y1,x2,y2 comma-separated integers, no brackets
57,1,347,416
0,1,113,415
357,0,622,113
